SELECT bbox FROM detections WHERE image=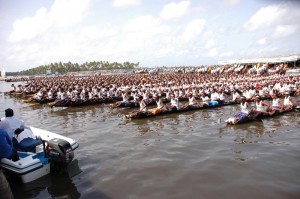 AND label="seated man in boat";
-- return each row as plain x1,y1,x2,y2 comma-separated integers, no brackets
269,94,284,115
1,108,25,140
218,90,228,104
33,89,44,101
251,95,271,118
148,96,165,115
111,91,130,108
225,96,254,124
13,126,42,153
124,96,151,119
200,93,210,106
165,94,179,111
182,94,201,109
0,120,19,162
283,91,296,110
210,89,220,104
231,90,241,102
